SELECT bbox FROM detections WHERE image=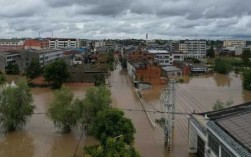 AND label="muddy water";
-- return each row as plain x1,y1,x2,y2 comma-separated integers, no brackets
0,84,96,157
1,71,250,157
